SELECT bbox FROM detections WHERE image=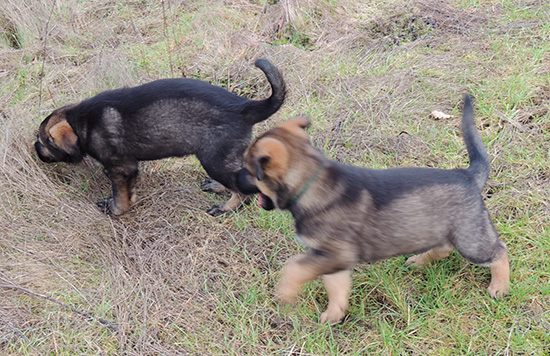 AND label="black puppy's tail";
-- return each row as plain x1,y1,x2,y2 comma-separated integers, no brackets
242,59,286,124
463,95,490,191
